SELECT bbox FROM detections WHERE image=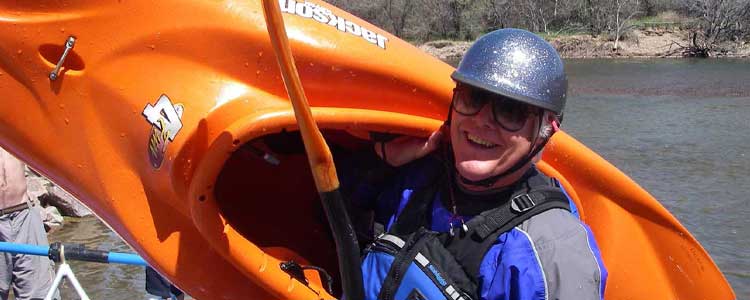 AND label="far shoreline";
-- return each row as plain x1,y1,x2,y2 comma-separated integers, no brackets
418,28,750,61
